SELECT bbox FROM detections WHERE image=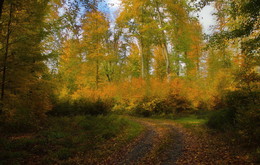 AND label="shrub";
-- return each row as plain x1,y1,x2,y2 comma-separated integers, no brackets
207,90,260,145
207,109,236,131
166,94,192,113
133,94,192,117
0,108,42,133
133,97,160,117
48,98,113,116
